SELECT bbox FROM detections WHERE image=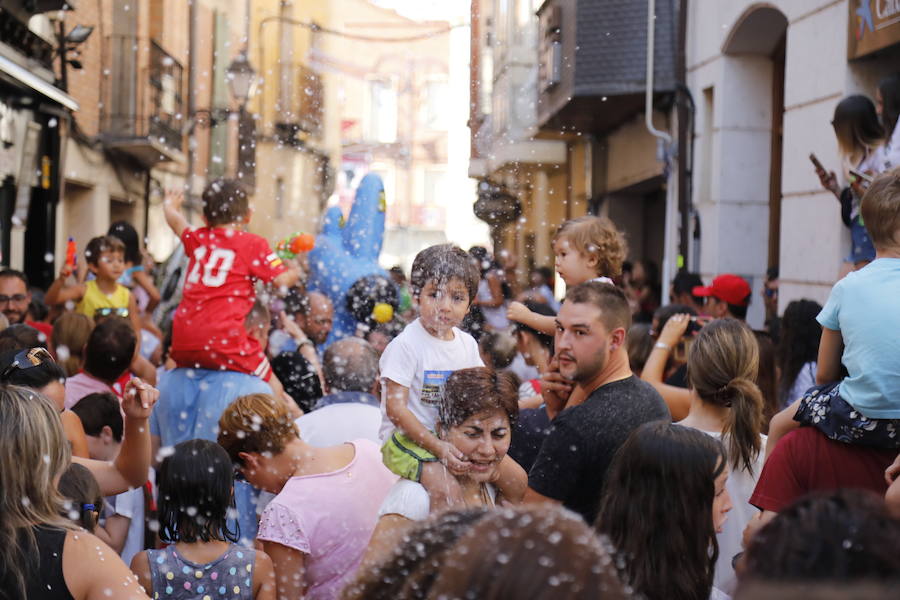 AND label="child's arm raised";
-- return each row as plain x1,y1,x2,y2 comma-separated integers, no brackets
44,264,85,306
163,188,189,238
507,301,556,335
384,379,466,471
